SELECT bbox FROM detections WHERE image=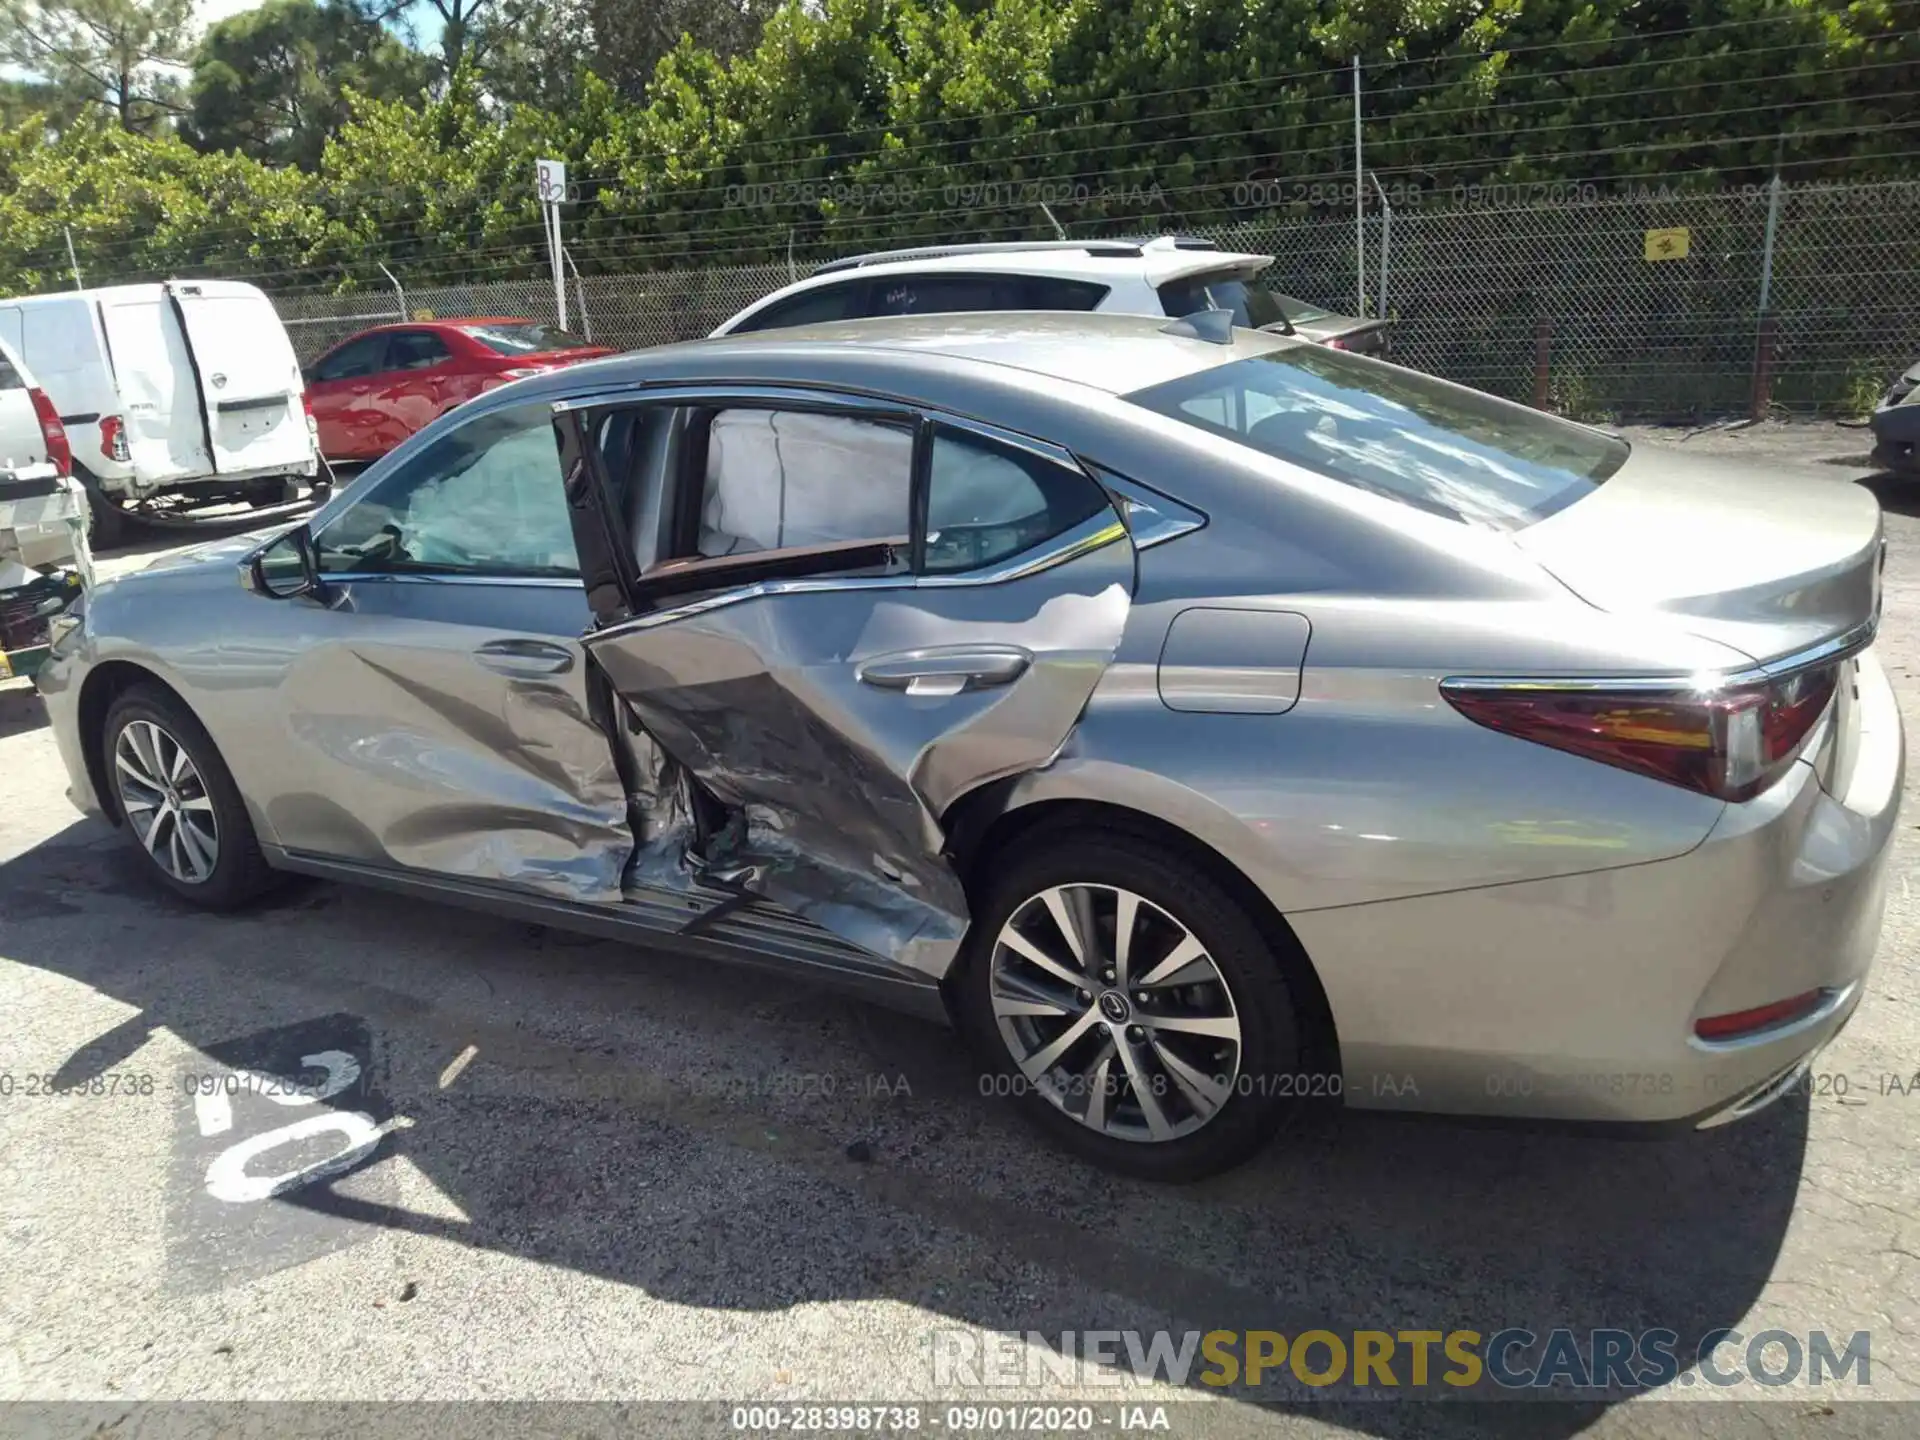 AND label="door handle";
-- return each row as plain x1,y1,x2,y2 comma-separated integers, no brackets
475,638,575,677
857,645,1032,696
